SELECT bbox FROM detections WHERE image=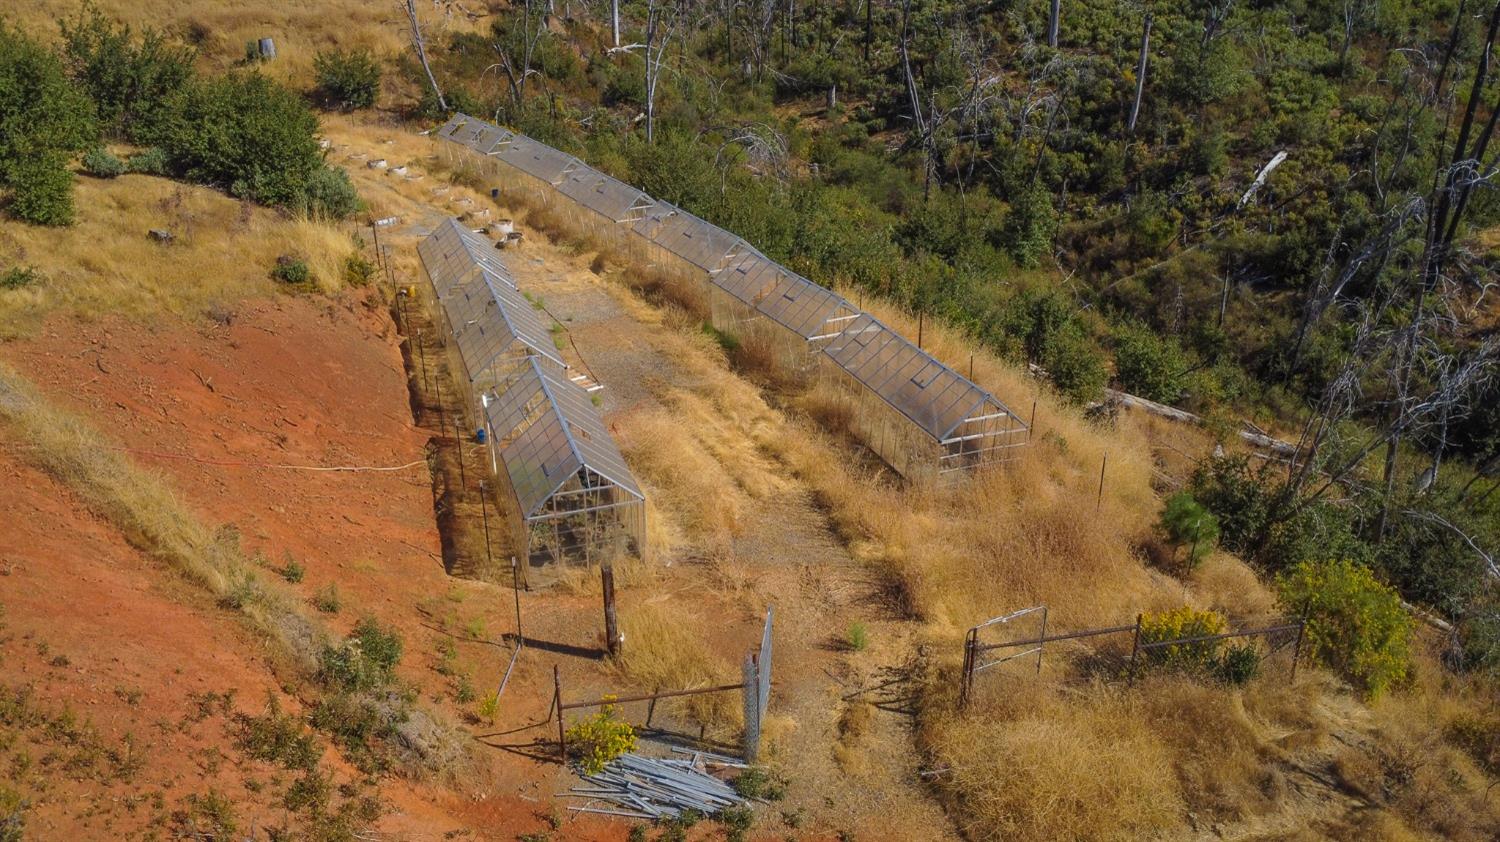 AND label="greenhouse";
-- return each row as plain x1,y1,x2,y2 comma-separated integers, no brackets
432,113,1030,482
417,219,565,403
418,219,646,567
819,314,1029,482
482,356,647,569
